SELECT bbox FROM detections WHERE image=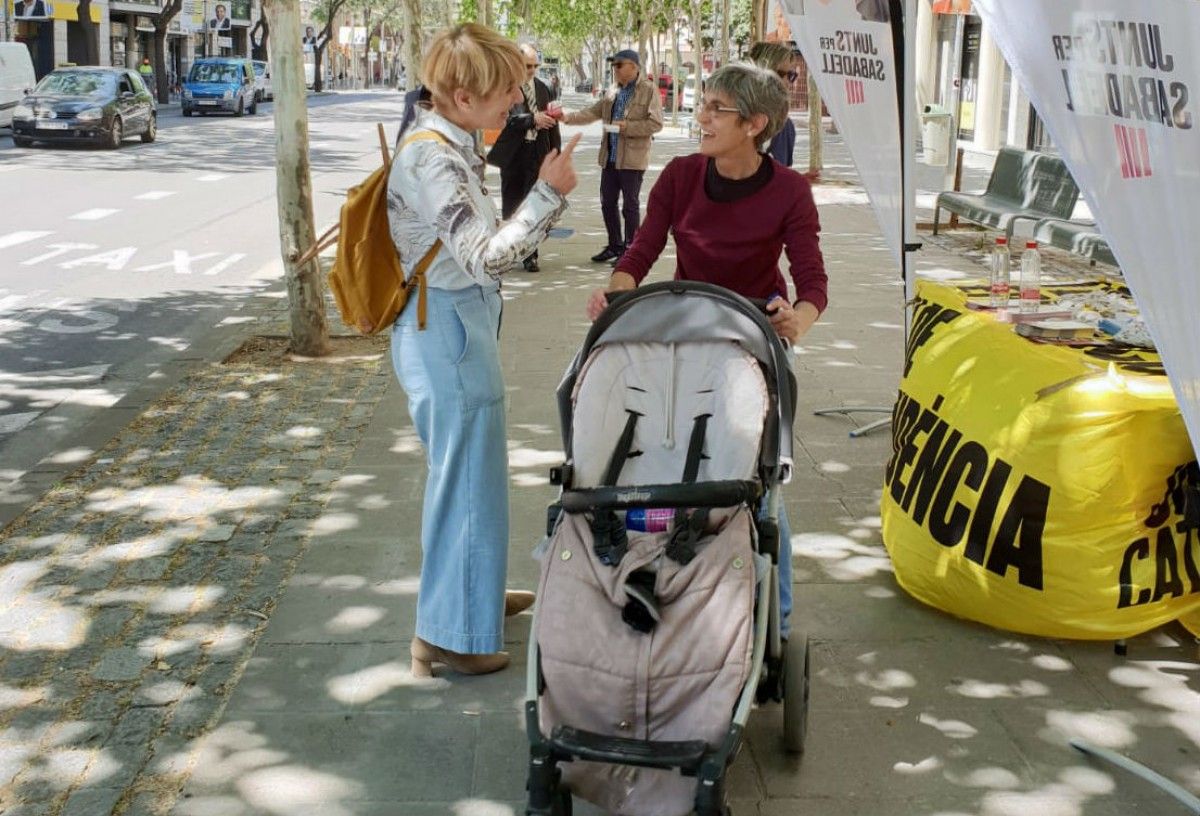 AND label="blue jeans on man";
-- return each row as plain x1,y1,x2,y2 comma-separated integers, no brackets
600,162,644,255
